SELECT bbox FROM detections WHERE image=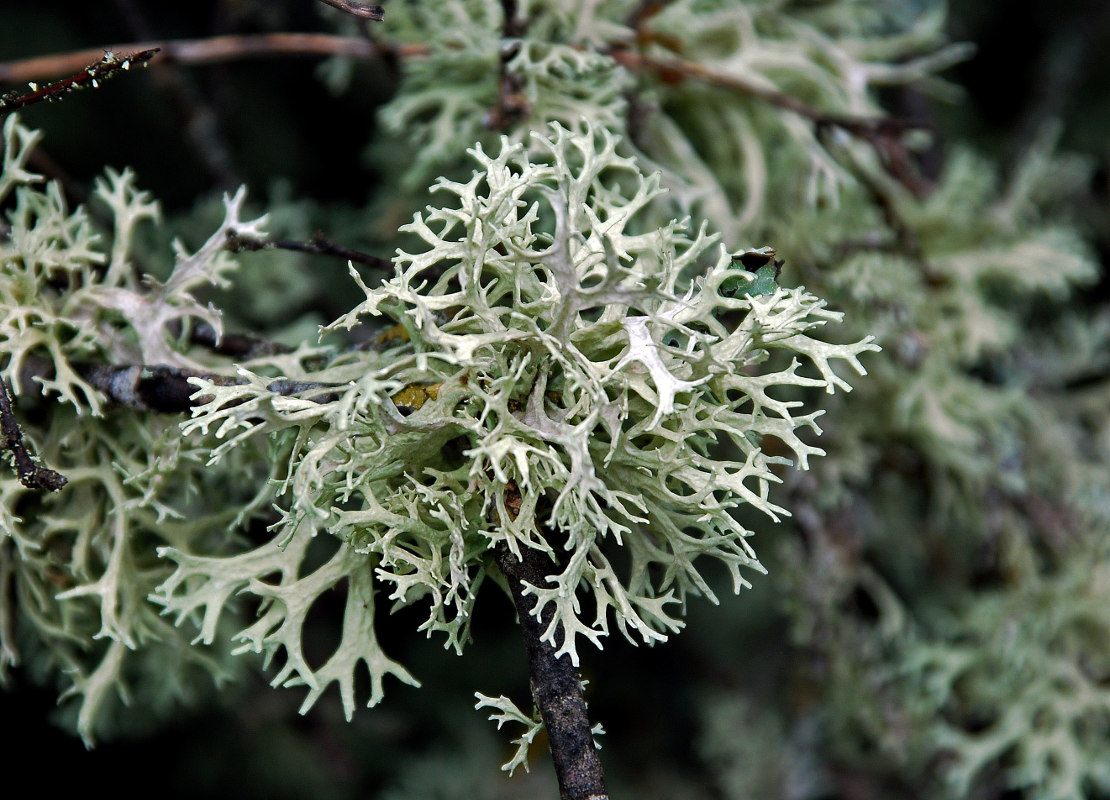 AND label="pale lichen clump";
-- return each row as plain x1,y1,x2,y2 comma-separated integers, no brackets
0,113,276,744
165,121,877,718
